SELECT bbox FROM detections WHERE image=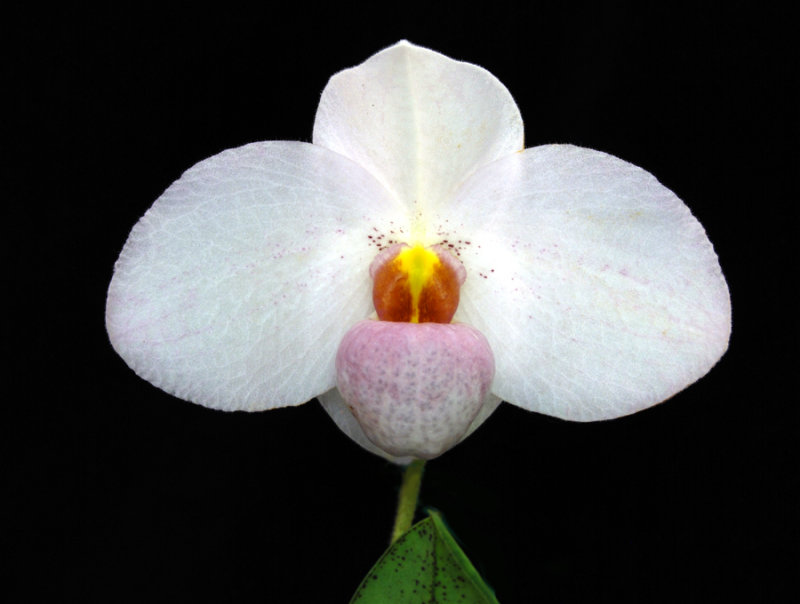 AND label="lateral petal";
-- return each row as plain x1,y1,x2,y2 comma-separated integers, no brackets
447,144,731,420
106,141,407,411
313,41,524,228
